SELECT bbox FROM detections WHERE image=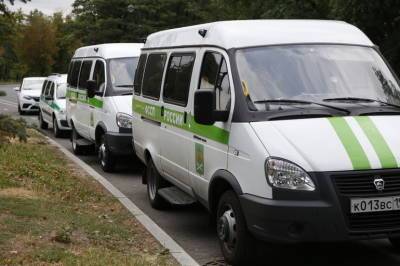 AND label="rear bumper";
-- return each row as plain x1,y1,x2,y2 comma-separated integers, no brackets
240,170,400,243
105,132,134,156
